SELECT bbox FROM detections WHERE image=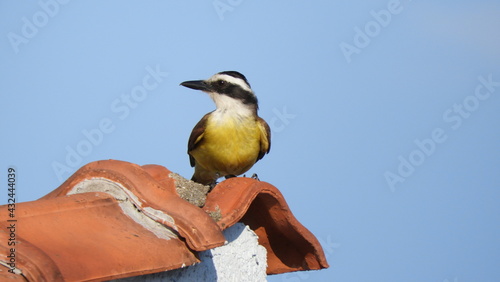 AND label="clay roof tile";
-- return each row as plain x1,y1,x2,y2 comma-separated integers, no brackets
204,177,329,274
0,160,328,281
